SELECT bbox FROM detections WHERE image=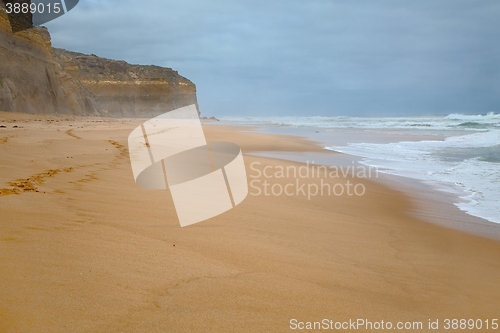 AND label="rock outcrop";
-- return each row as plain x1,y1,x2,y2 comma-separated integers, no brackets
0,4,199,117
52,49,199,117
0,4,94,115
